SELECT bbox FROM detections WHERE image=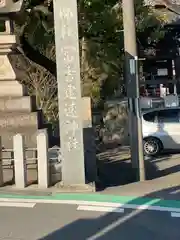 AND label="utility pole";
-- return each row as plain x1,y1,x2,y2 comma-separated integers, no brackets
122,0,145,181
